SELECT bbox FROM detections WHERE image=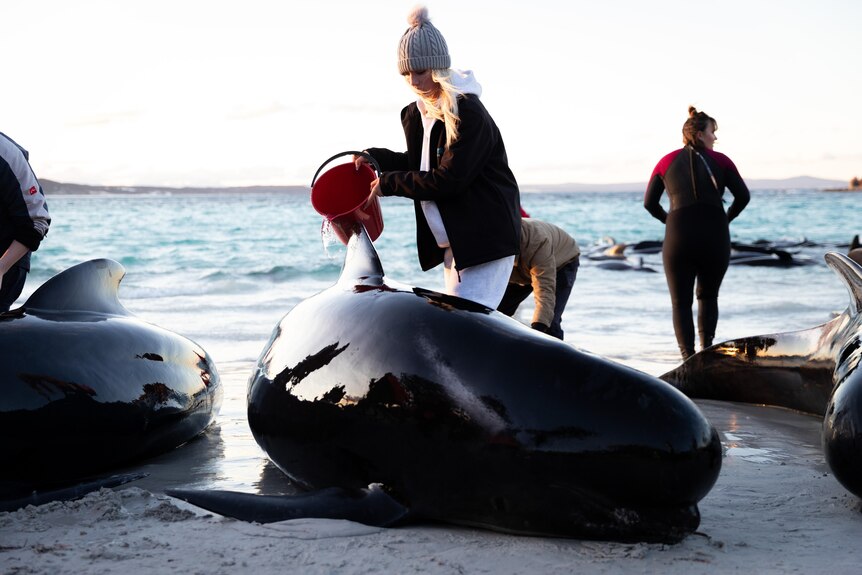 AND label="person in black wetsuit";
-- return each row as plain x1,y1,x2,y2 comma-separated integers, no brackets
644,107,750,360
